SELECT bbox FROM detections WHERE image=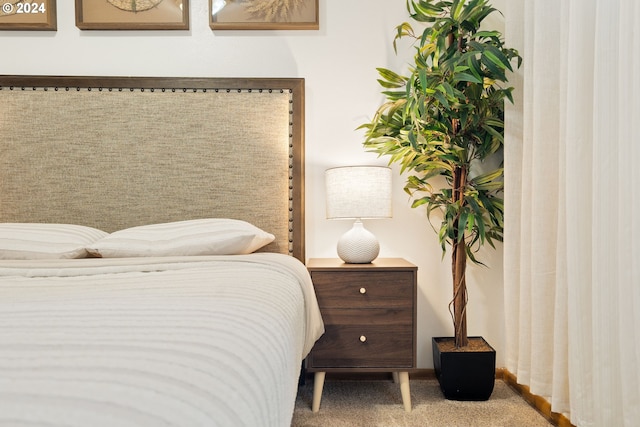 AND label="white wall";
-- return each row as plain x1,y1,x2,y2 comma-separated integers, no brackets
2,0,506,369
